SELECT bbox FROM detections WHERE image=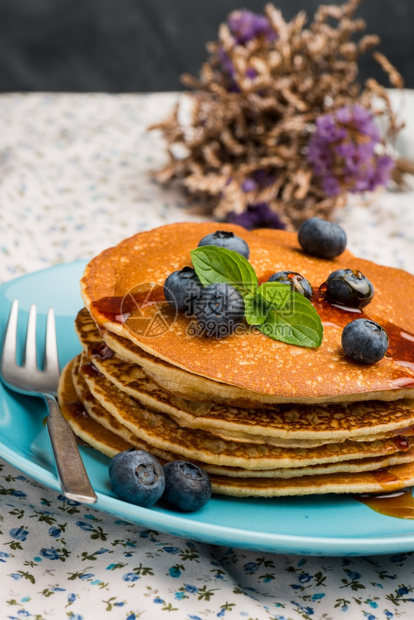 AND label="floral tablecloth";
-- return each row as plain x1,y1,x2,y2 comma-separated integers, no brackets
0,92,414,620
